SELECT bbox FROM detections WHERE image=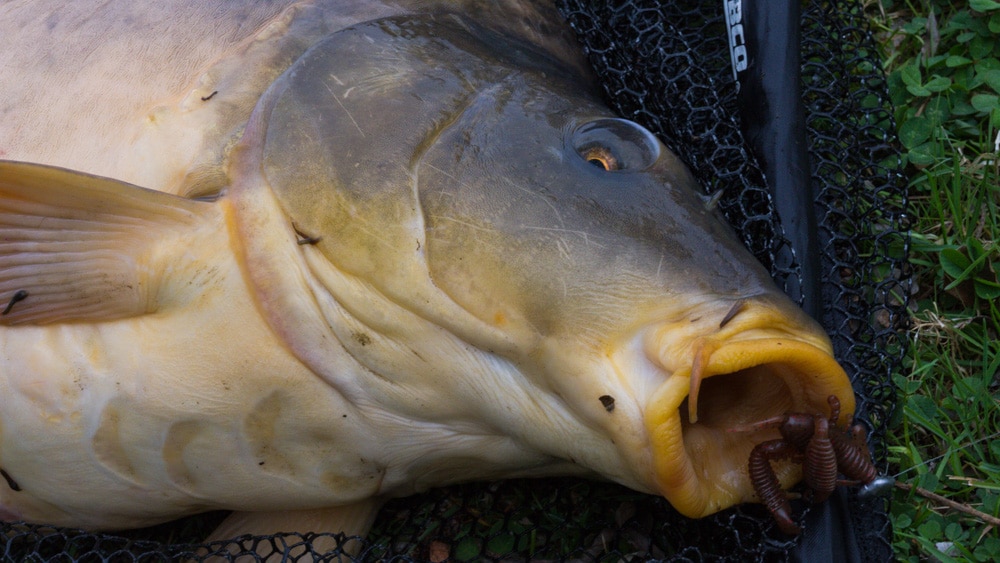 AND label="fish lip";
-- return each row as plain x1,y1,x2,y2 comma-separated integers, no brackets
642,332,853,519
